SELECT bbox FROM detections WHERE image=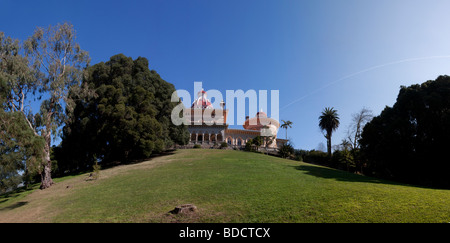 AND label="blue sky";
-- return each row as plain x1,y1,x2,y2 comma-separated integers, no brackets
2,0,450,150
